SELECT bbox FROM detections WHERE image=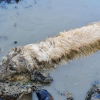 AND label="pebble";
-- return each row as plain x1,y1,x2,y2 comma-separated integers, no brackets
14,41,17,44
61,91,73,100
36,89,54,100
